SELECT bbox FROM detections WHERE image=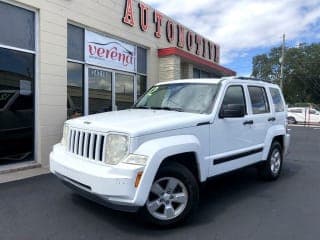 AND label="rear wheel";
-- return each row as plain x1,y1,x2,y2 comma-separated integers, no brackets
141,162,199,227
258,141,283,181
